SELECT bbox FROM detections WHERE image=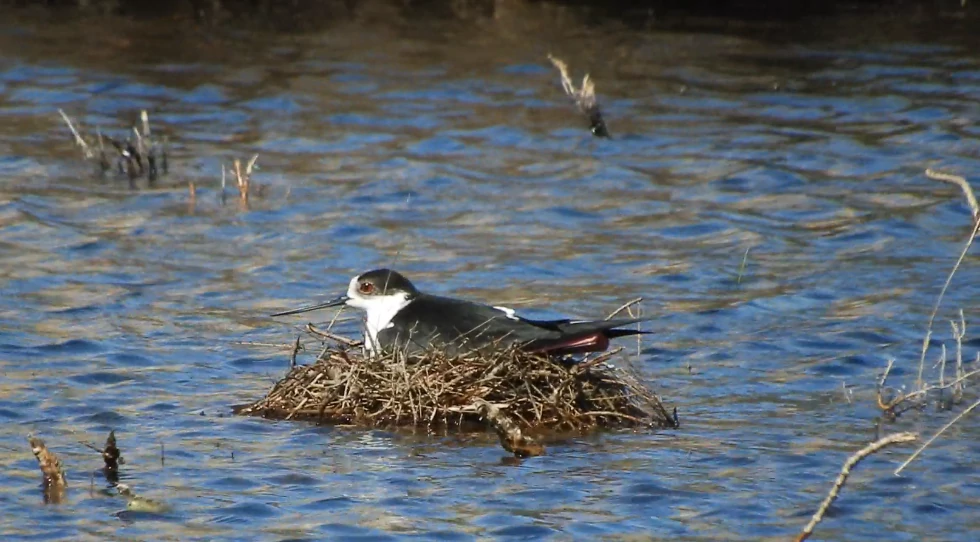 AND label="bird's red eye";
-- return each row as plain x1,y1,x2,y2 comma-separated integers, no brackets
358,282,375,295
